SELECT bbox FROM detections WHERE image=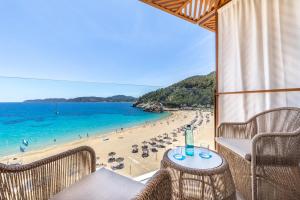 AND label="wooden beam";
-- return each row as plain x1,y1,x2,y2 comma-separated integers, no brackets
176,0,191,14
199,24,215,31
189,0,193,17
158,0,185,4
160,0,186,7
153,0,174,4
206,0,213,13
202,0,209,15
214,9,219,149
197,9,215,24
141,0,233,32
193,0,199,19
198,0,203,17
166,4,182,10
140,0,232,32
140,0,197,24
